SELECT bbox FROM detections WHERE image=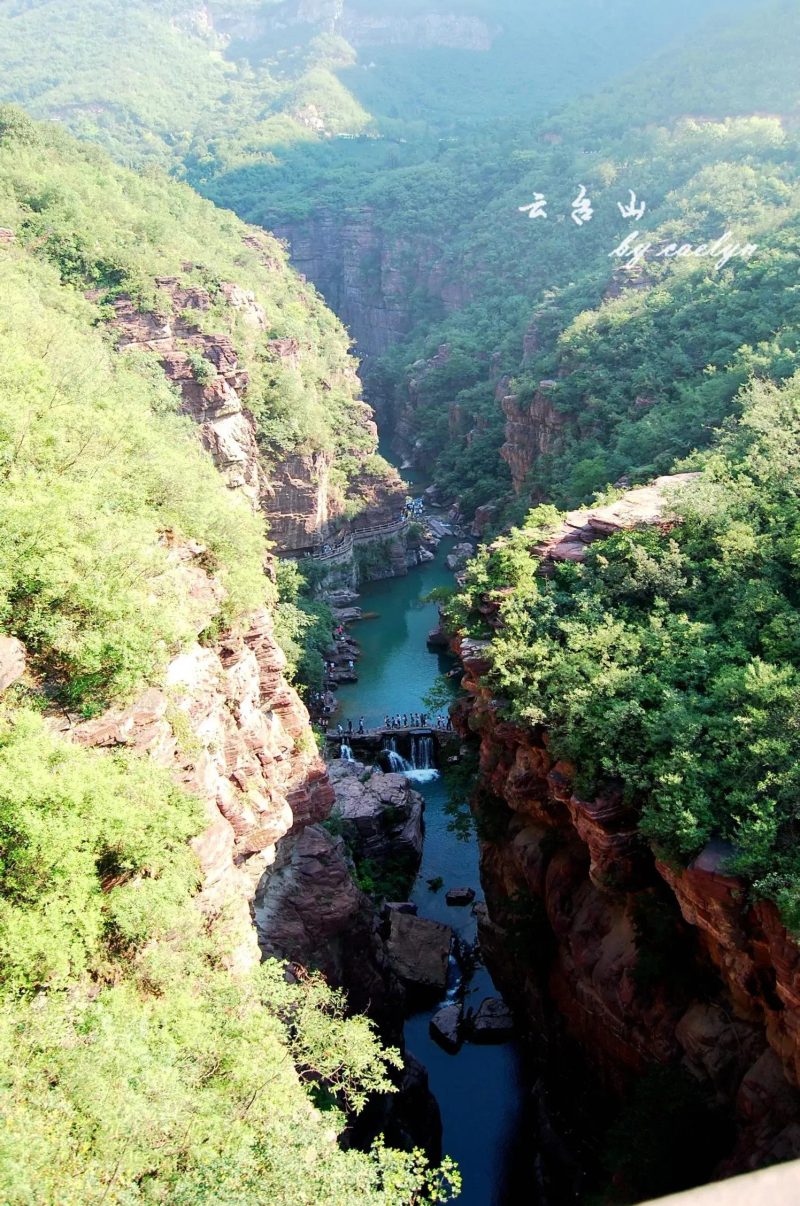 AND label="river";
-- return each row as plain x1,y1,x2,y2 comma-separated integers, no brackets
334,537,527,1206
